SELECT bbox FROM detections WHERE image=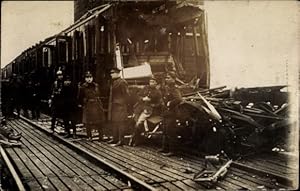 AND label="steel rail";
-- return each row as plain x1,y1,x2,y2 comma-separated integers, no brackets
231,160,294,187
188,150,294,188
19,116,157,191
0,146,26,191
